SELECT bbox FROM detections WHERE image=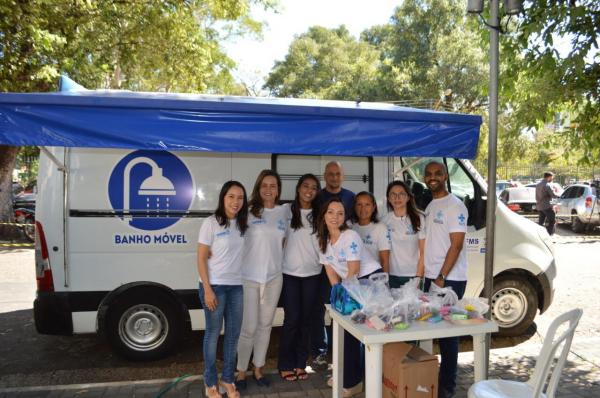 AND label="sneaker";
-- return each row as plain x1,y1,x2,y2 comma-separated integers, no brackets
327,378,363,397
311,353,329,371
